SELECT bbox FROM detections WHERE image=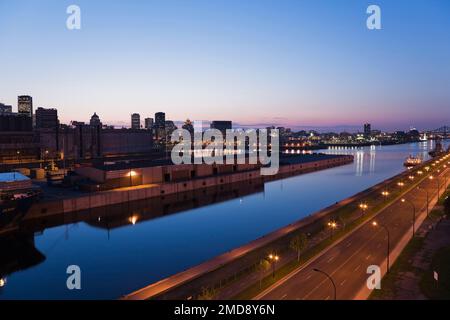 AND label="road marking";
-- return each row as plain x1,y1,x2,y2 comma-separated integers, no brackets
327,256,335,263
305,274,312,280
280,294,287,300
325,295,330,300
354,264,361,272
340,279,347,286
346,241,352,248
366,254,371,260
